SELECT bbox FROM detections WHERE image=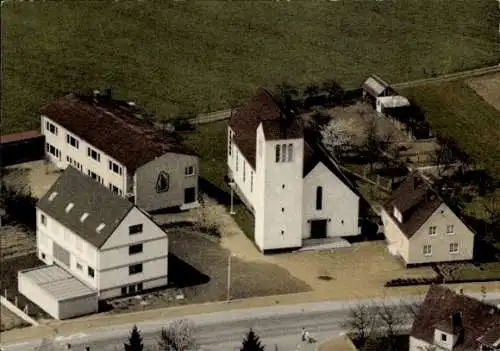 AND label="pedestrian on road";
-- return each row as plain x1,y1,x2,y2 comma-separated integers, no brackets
301,327,307,342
